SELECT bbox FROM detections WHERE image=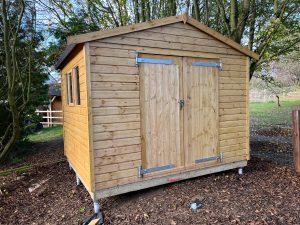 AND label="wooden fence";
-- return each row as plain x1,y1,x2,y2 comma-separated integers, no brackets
36,110,63,127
